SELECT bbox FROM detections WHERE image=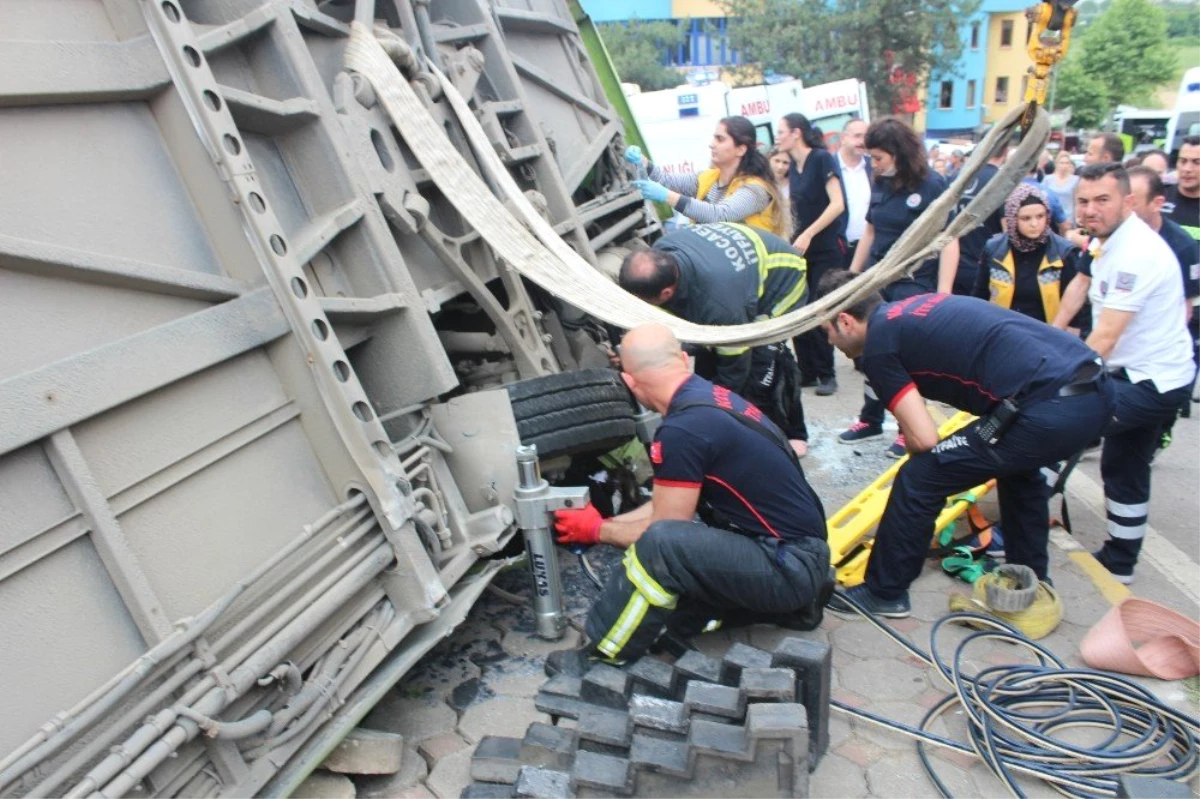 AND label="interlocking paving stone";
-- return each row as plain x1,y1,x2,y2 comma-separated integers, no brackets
674,651,723,686
628,694,689,735
461,782,515,798
361,696,458,745
355,744,429,798
541,674,582,698
809,751,870,798
292,771,355,799
772,637,832,769
688,718,749,759
740,667,796,701
580,663,632,709
577,707,633,747
427,745,475,799
836,658,926,703
682,681,745,719
533,690,589,720
720,642,773,686
627,657,678,699
519,722,576,772
514,766,574,798
629,732,692,778
571,750,633,795
747,702,807,740
469,736,522,784
458,696,550,745
323,728,405,775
